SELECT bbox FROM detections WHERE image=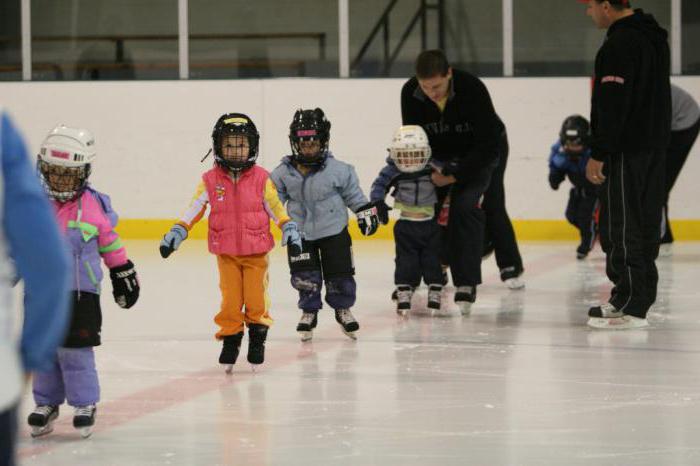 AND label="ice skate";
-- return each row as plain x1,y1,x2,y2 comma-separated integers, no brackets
335,308,359,340
454,286,476,316
219,332,243,374
588,302,623,319
659,243,672,257
587,314,649,330
27,405,59,438
247,324,268,370
428,284,450,317
296,311,318,342
73,405,96,438
395,285,413,317
504,277,525,290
